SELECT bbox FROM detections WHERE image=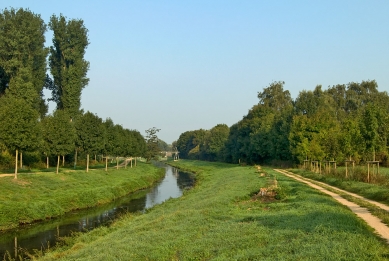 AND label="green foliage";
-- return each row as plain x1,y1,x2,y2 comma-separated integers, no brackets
41,110,76,157
158,139,171,151
144,127,161,161
48,14,89,118
0,96,40,153
202,124,229,161
0,7,48,116
175,80,389,167
75,112,105,155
